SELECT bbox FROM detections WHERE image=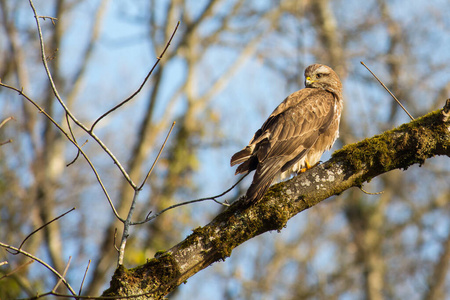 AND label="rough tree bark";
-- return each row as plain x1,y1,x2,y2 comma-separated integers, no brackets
102,100,450,299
